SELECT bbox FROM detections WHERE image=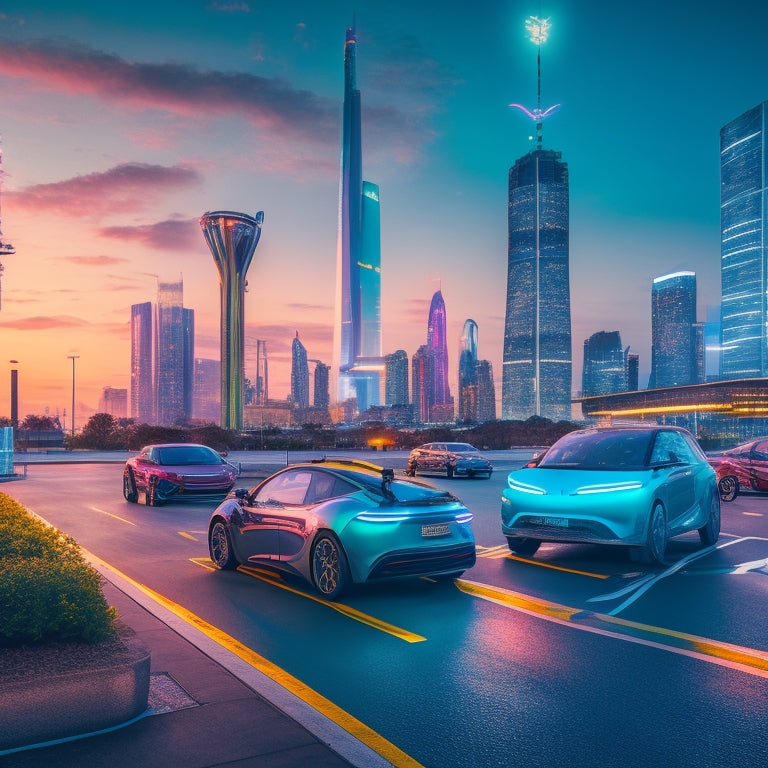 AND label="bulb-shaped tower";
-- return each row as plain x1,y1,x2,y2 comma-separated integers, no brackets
200,210,264,430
